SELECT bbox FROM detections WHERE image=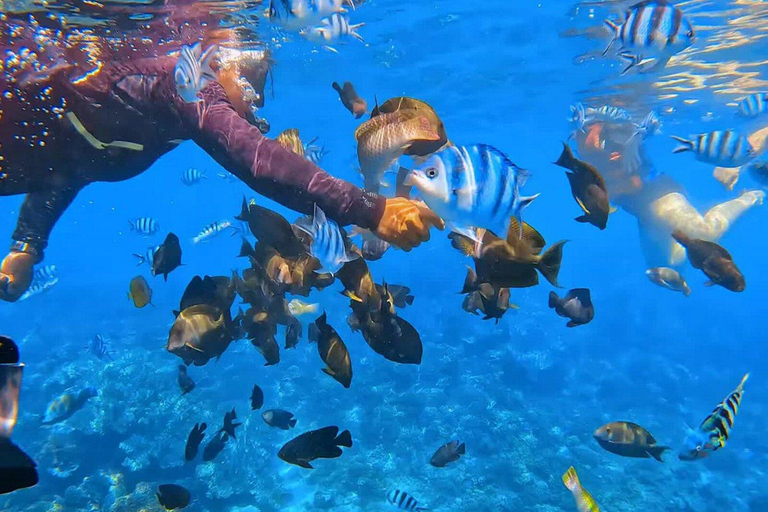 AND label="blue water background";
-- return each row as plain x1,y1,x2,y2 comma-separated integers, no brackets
2,0,768,511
